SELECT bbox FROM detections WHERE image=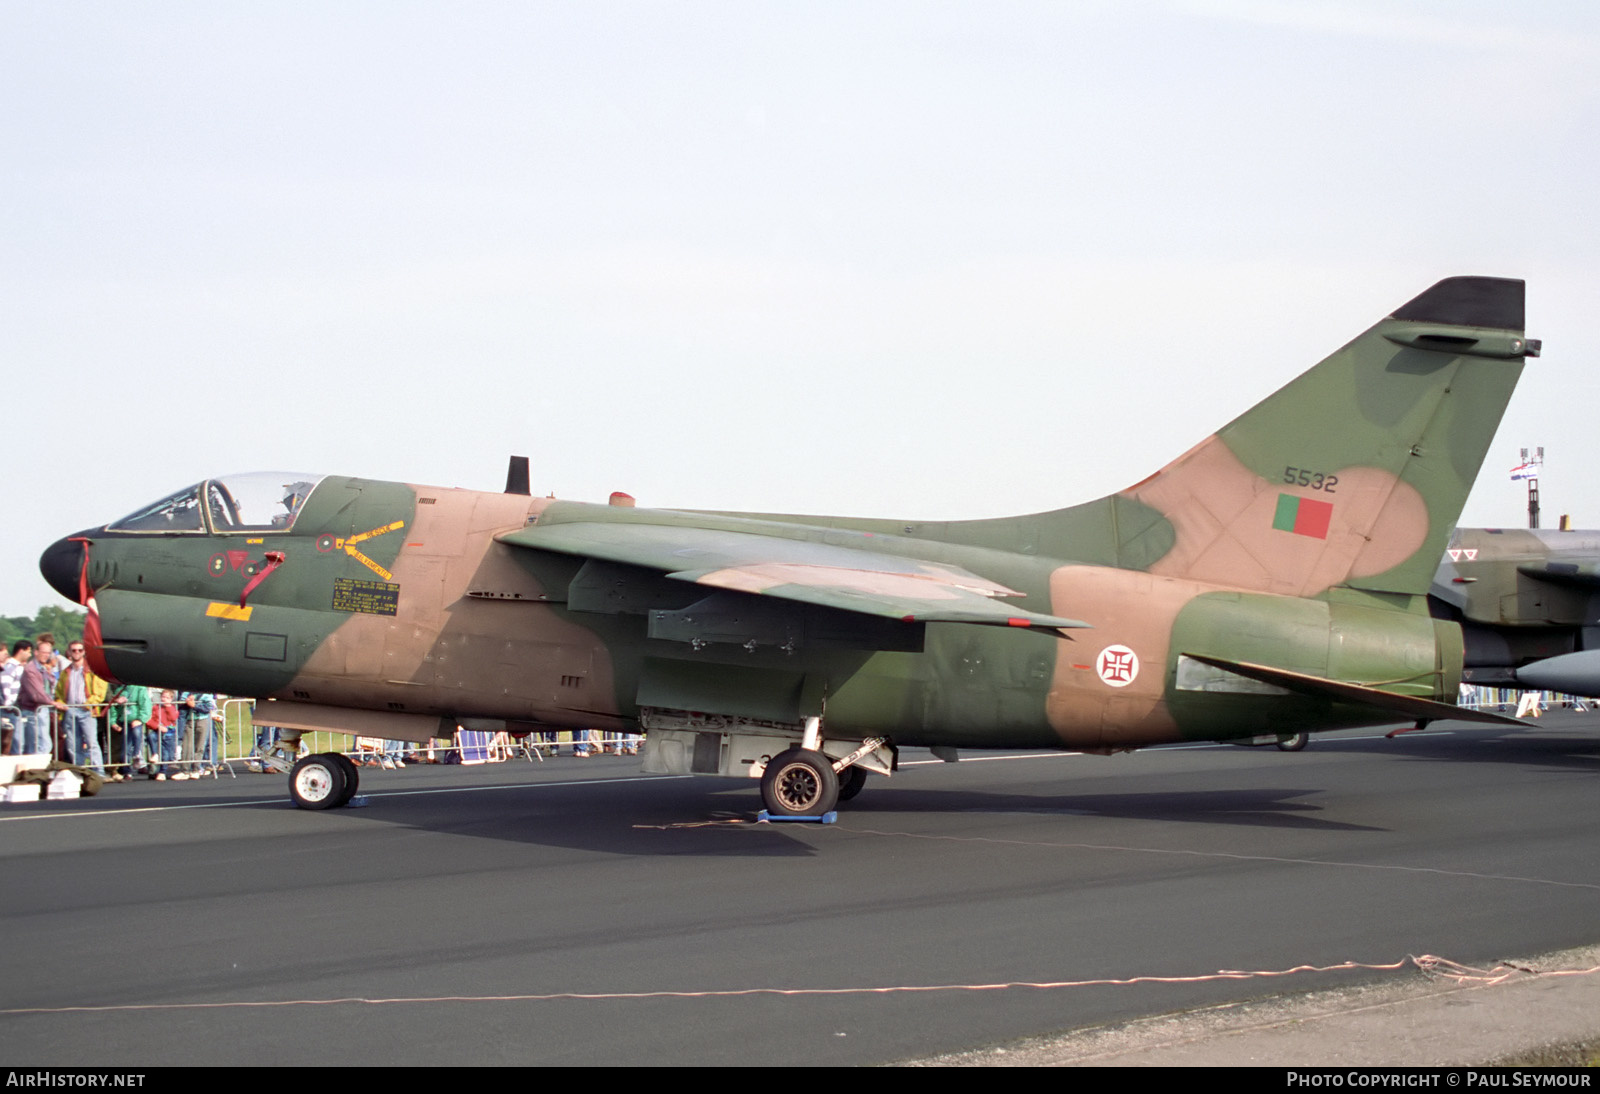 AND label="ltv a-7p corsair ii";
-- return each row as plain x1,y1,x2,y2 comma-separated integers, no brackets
41,277,1536,816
